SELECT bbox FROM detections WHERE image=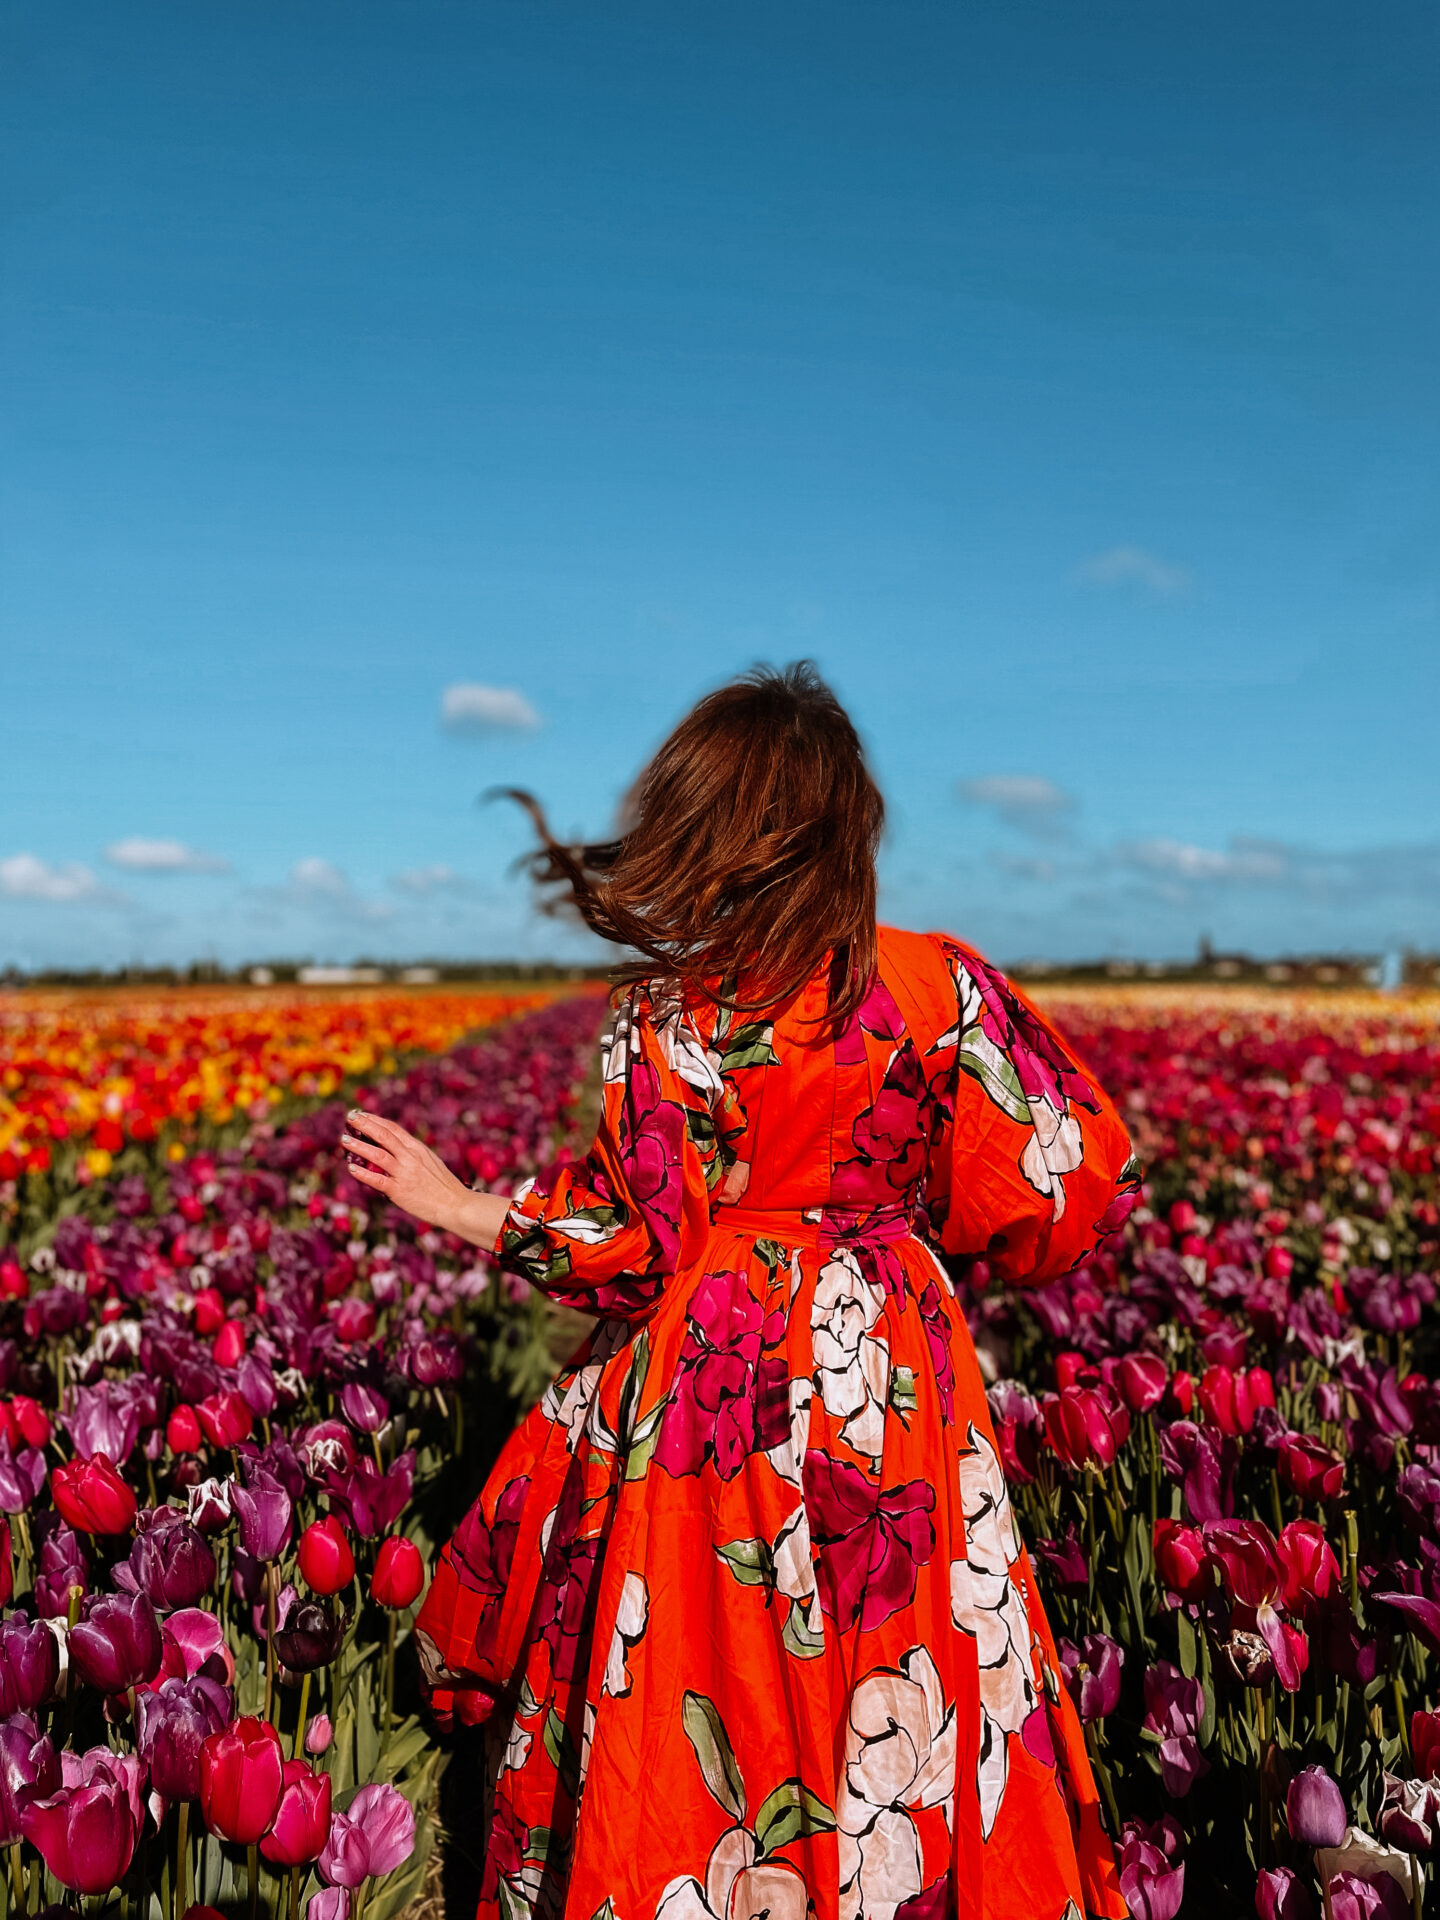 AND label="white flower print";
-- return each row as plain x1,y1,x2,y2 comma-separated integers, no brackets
950,1423,1037,1838
764,1375,813,1488
603,1571,649,1698
500,1717,532,1776
771,1506,821,1631
1019,1101,1084,1222
648,990,726,1103
538,1320,631,1455
836,1647,957,1920
656,1825,809,1920
811,1249,890,1458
